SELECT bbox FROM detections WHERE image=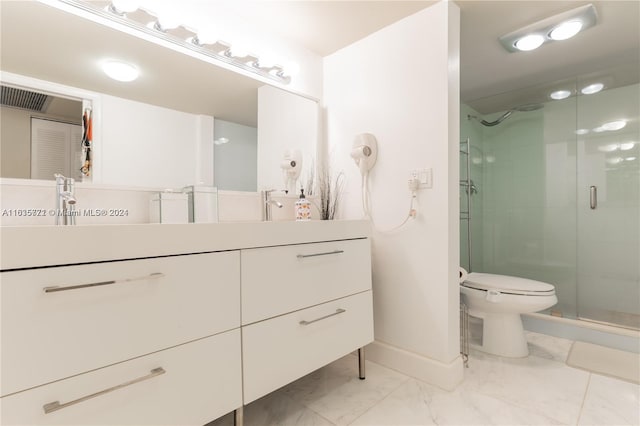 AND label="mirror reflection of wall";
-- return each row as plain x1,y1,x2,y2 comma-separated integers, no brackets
214,119,258,192
0,86,82,180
